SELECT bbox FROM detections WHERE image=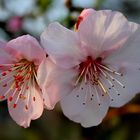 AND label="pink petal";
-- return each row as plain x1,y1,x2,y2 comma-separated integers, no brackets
5,35,46,65
41,22,85,69
0,42,16,101
104,27,140,64
129,21,139,32
79,8,95,17
0,79,13,101
77,10,139,59
75,8,95,30
109,65,140,107
8,87,43,128
60,82,110,127
37,58,77,109
37,58,49,87
0,41,15,64
103,27,140,107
